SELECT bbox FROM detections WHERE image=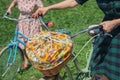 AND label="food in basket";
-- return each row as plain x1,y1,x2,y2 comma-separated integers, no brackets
26,31,73,70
